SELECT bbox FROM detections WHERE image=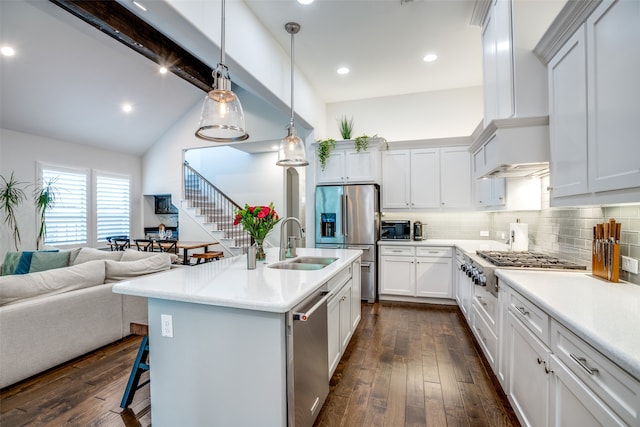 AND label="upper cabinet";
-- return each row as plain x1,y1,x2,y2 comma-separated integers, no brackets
537,0,640,205
315,139,384,185
382,146,471,210
478,0,550,126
